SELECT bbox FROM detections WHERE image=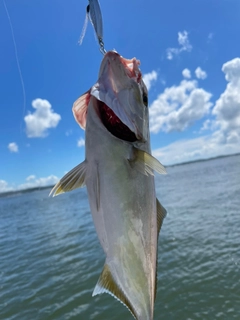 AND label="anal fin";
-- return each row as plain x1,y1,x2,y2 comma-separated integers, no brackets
155,198,167,301
49,161,86,197
156,198,167,236
93,264,137,319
